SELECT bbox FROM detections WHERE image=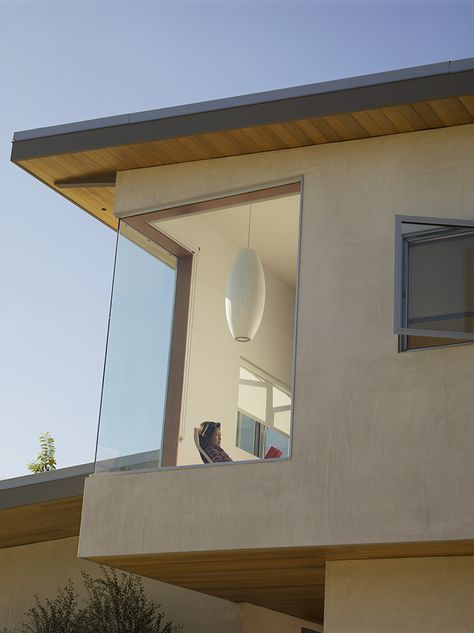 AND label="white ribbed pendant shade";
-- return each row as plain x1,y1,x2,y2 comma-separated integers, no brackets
225,249,265,342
